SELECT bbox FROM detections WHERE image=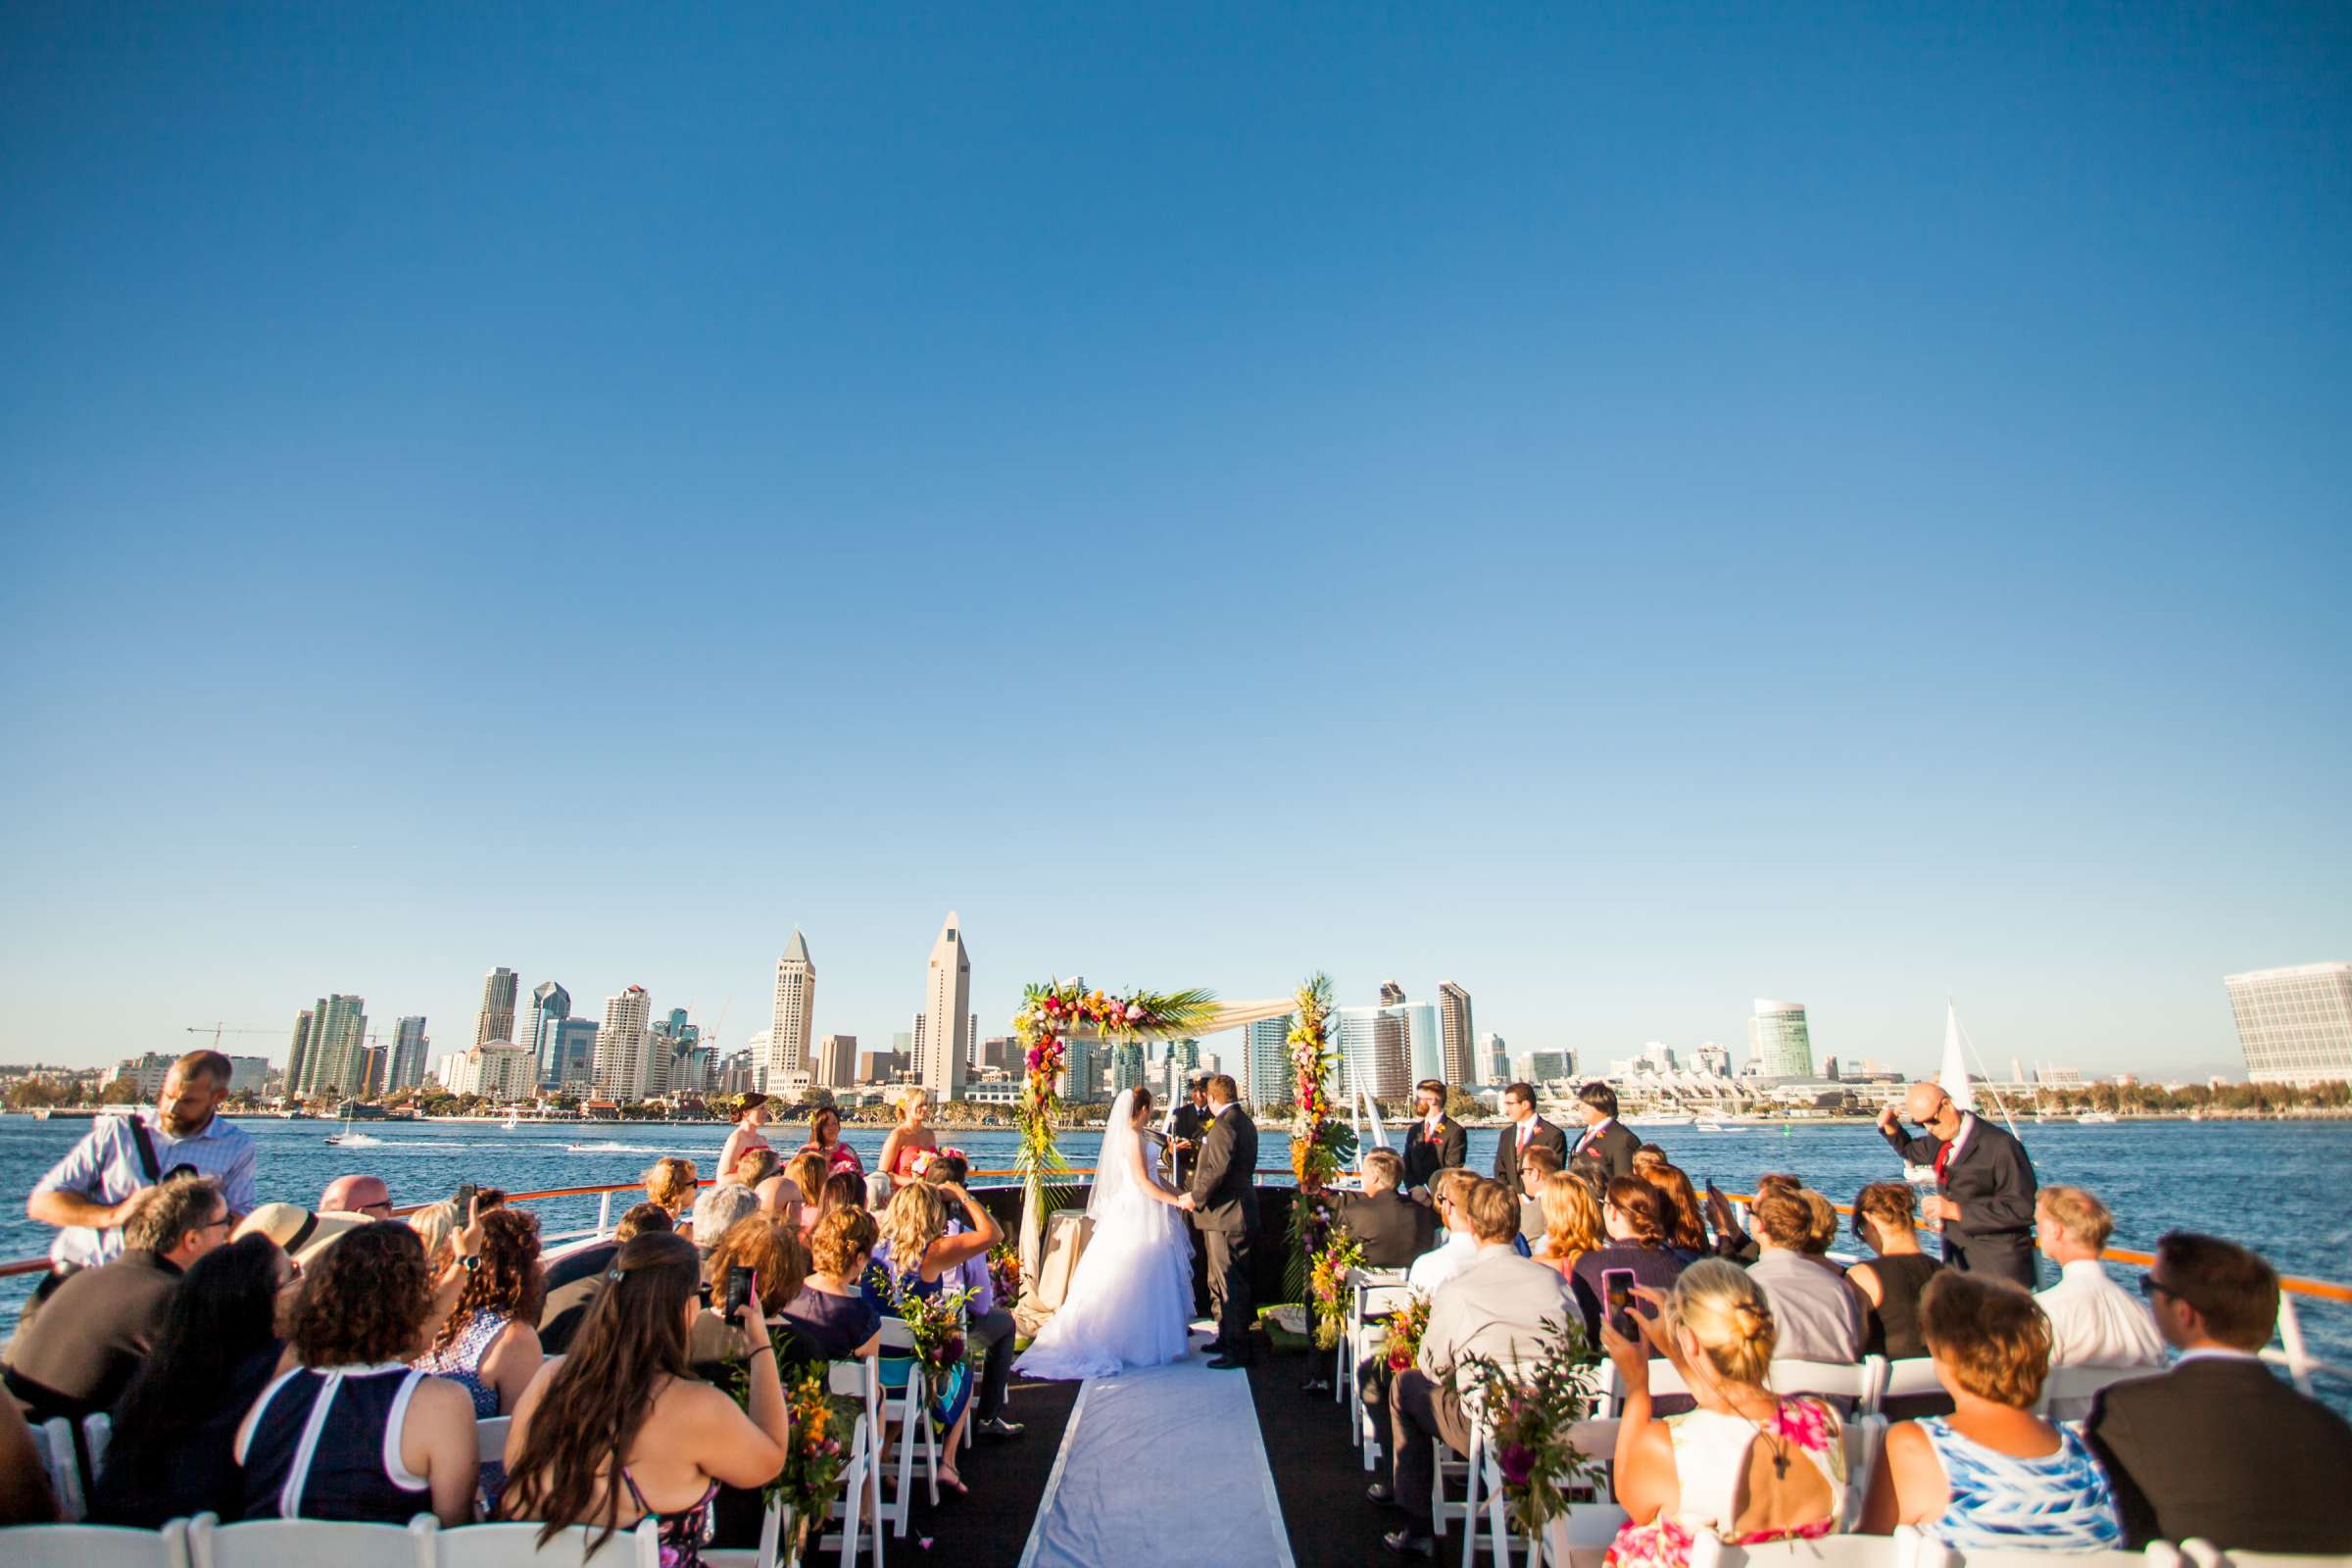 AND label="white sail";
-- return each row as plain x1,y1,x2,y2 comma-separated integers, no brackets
1937,1002,1975,1111
1359,1087,1392,1161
